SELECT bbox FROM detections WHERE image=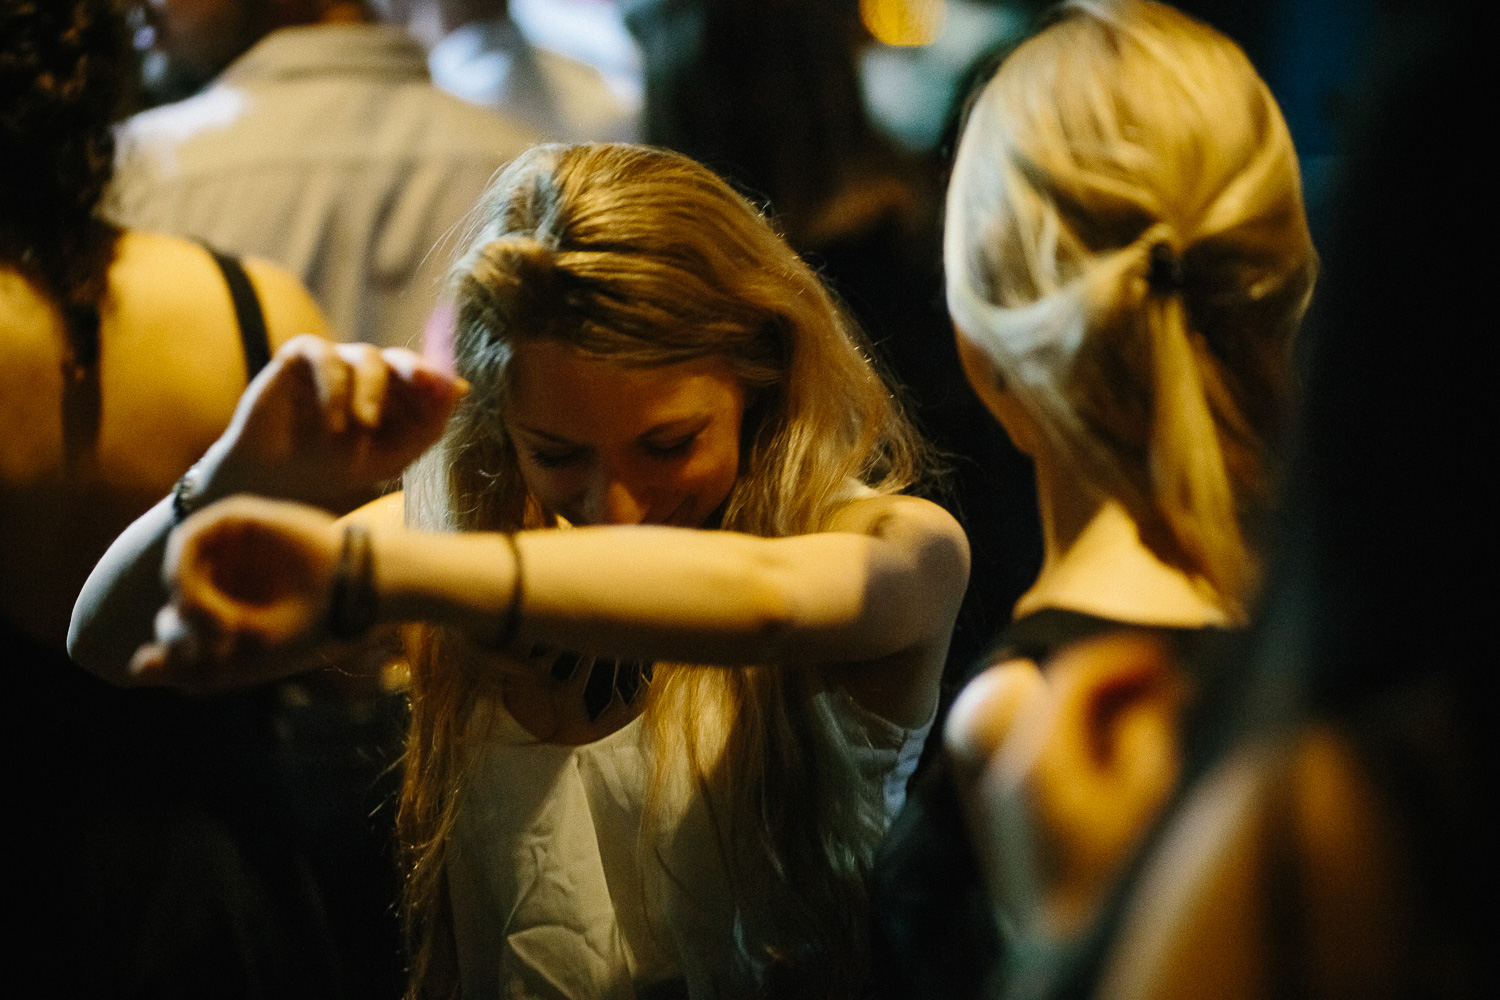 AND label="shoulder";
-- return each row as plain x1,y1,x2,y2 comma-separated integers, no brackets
532,50,641,142
238,256,331,348
828,492,969,562
0,266,67,484
100,232,261,408
383,76,544,163
826,492,971,617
